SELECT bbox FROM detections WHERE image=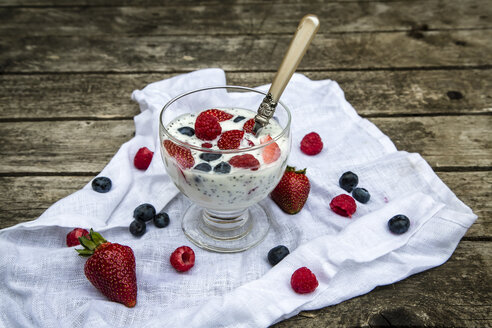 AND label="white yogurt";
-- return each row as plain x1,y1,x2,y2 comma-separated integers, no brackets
162,108,290,211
